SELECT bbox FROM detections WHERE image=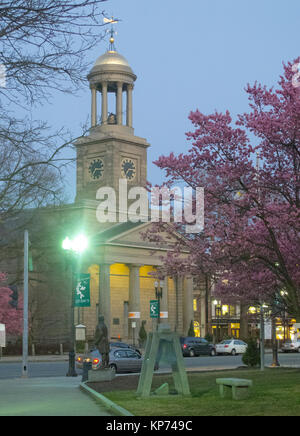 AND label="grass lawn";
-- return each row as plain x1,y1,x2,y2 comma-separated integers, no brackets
104,368,300,416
